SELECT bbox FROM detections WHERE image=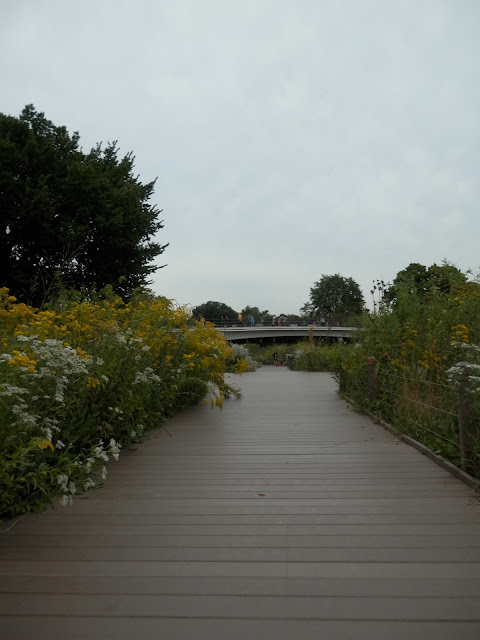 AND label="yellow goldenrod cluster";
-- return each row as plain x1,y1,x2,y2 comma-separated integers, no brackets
76,347,93,361
417,353,442,369
451,324,469,344
37,440,54,451
390,358,410,373
86,377,102,389
8,350,37,372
